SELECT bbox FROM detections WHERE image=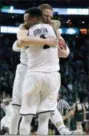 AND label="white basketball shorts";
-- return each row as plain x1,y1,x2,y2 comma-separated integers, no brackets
20,71,61,115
